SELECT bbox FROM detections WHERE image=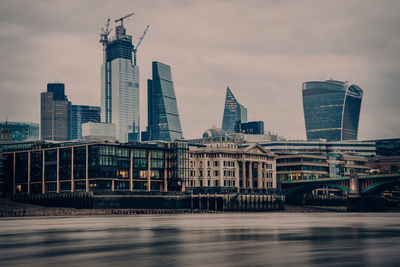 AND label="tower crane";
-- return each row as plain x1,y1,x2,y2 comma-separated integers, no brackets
133,25,150,66
115,12,135,26
99,18,113,63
